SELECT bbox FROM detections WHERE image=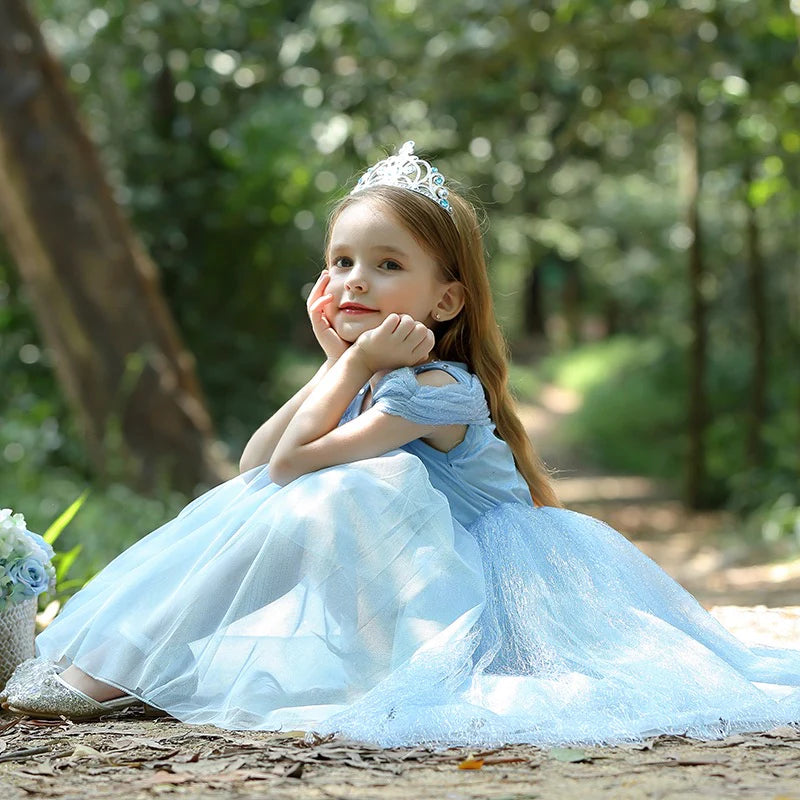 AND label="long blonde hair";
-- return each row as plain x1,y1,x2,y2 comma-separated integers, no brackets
327,184,563,509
